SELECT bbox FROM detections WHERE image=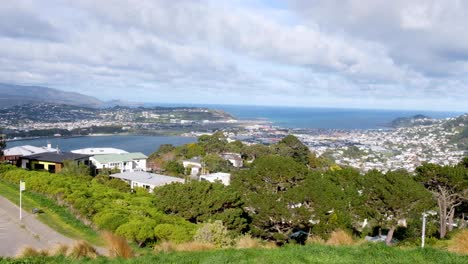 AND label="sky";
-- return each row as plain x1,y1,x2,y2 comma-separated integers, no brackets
1,0,468,111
